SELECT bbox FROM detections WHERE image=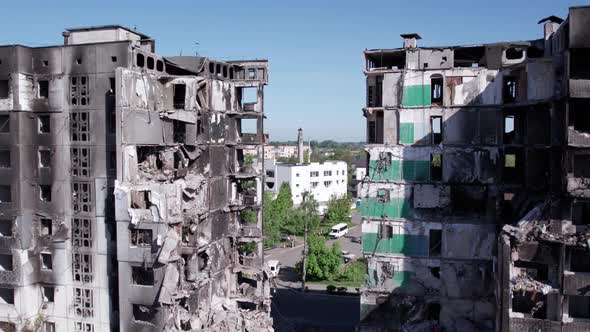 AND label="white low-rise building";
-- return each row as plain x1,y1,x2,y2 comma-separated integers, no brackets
265,160,348,213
